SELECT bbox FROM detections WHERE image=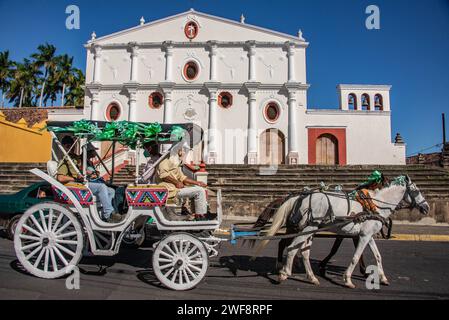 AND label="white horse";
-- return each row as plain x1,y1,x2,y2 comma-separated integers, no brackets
253,175,430,288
